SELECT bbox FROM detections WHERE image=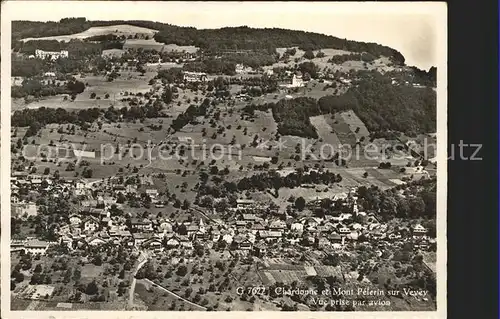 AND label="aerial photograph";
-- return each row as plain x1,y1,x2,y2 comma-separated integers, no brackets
8,2,441,313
